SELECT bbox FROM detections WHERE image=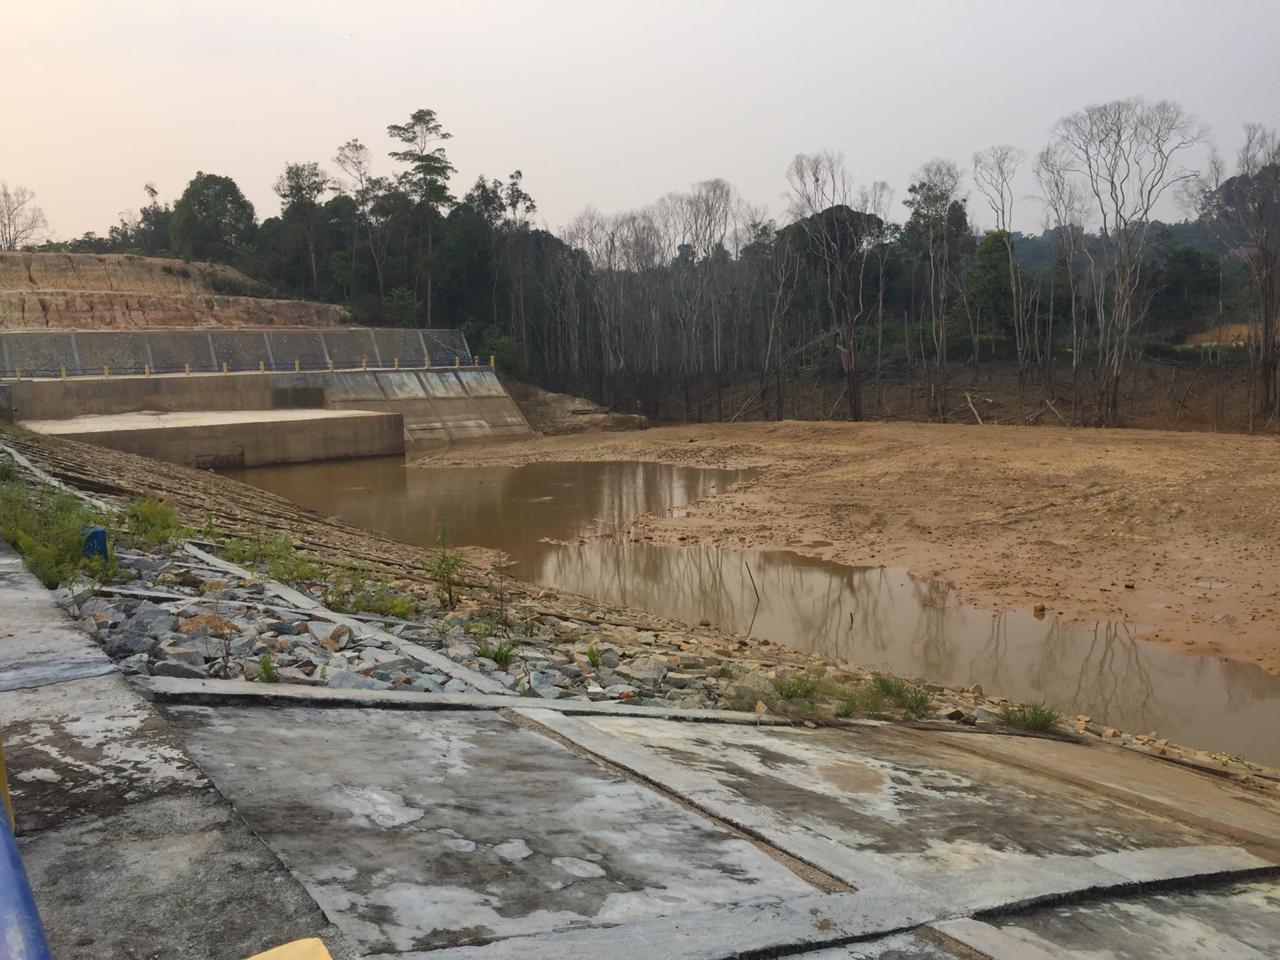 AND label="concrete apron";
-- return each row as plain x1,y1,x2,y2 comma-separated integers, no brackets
142,676,1280,960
